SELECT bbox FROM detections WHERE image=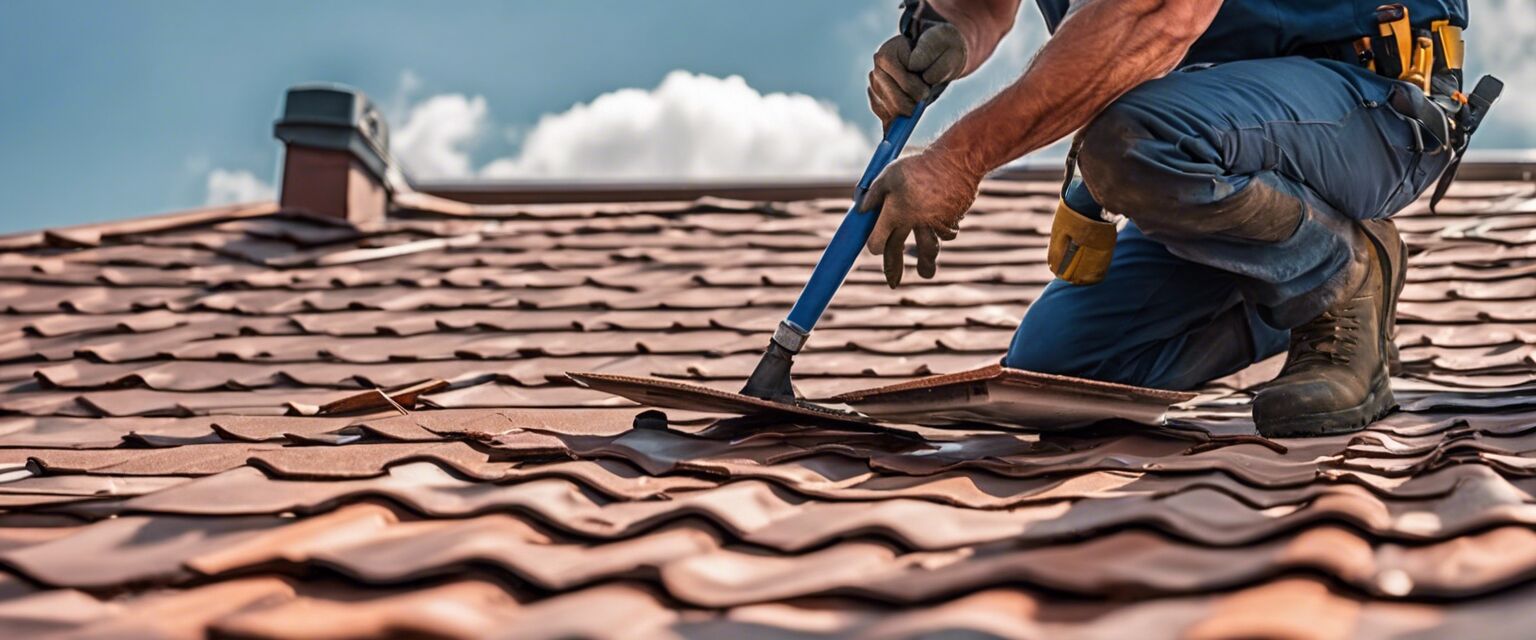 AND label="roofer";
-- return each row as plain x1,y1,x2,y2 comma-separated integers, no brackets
863,0,1496,437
